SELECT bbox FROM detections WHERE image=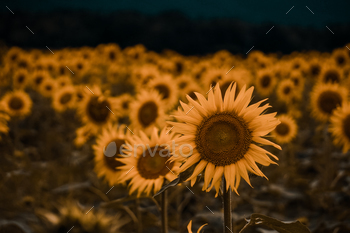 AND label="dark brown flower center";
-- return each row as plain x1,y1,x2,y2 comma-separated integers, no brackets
310,65,320,77
17,75,25,83
137,146,173,179
154,84,170,100
324,70,340,83
275,122,290,136
122,101,129,110
343,115,350,140
260,75,271,88
60,93,72,104
336,55,345,66
86,96,111,123
34,76,43,85
9,96,24,110
45,85,52,91
179,81,187,89
103,139,126,171
138,101,158,128
317,91,342,115
283,86,291,95
195,112,252,166
109,51,116,60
